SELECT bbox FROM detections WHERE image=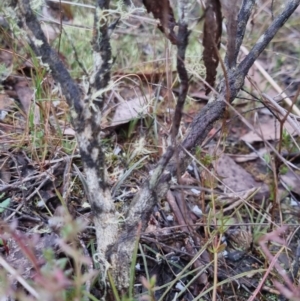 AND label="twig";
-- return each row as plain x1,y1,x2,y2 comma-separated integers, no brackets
16,0,83,116
170,15,189,143
16,0,118,293
62,155,72,202
240,45,300,116
231,0,256,68
166,0,300,178
108,7,192,284
166,190,187,231
0,255,40,299
25,176,50,201
62,27,89,77
0,157,74,194
262,93,300,135
4,203,23,222
249,227,291,301
90,0,112,97
238,0,300,77
79,238,93,300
